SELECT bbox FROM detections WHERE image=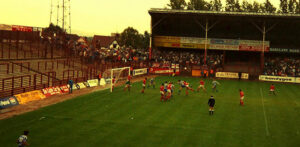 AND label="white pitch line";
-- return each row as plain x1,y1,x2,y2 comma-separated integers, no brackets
260,88,270,136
